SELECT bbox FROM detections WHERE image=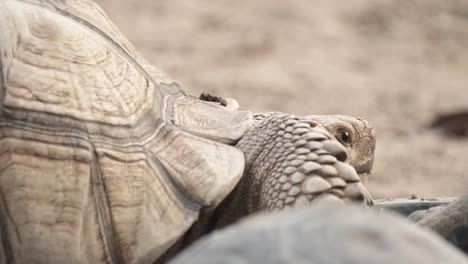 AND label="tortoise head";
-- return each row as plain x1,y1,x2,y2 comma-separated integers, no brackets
304,115,376,180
